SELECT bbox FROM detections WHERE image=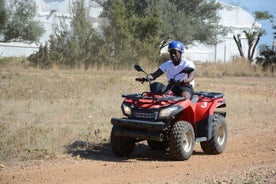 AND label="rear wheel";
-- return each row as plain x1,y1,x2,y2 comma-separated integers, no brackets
200,114,227,154
111,126,135,157
169,121,195,160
